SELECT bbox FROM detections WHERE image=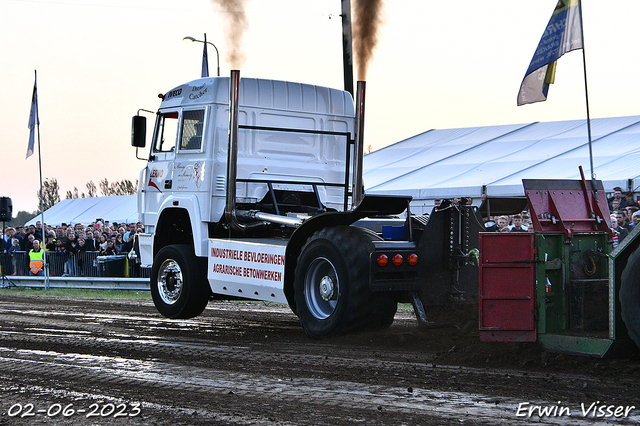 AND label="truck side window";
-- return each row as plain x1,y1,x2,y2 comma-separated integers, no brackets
154,112,178,153
180,109,205,151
